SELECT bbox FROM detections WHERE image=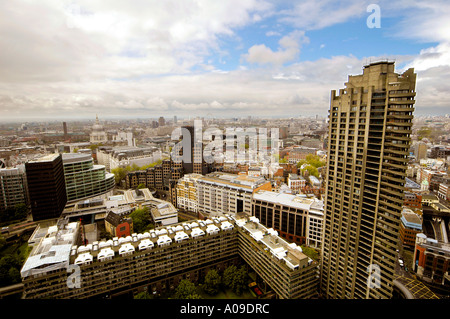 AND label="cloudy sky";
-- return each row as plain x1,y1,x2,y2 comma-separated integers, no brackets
0,0,449,121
